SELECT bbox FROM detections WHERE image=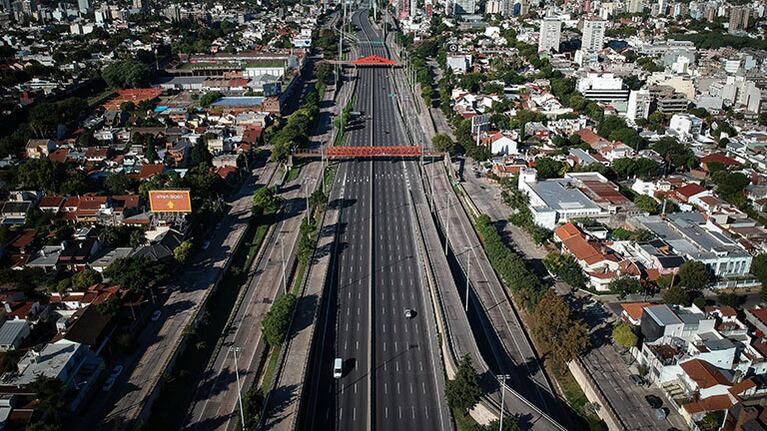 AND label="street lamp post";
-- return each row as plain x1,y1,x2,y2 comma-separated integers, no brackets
465,248,471,312
231,346,246,430
444,191,450,256
498,374,511,431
